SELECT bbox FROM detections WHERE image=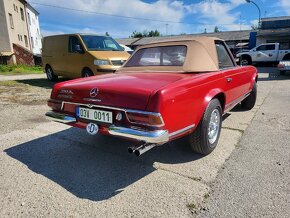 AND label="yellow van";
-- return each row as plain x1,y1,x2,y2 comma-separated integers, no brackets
42,34,130,81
